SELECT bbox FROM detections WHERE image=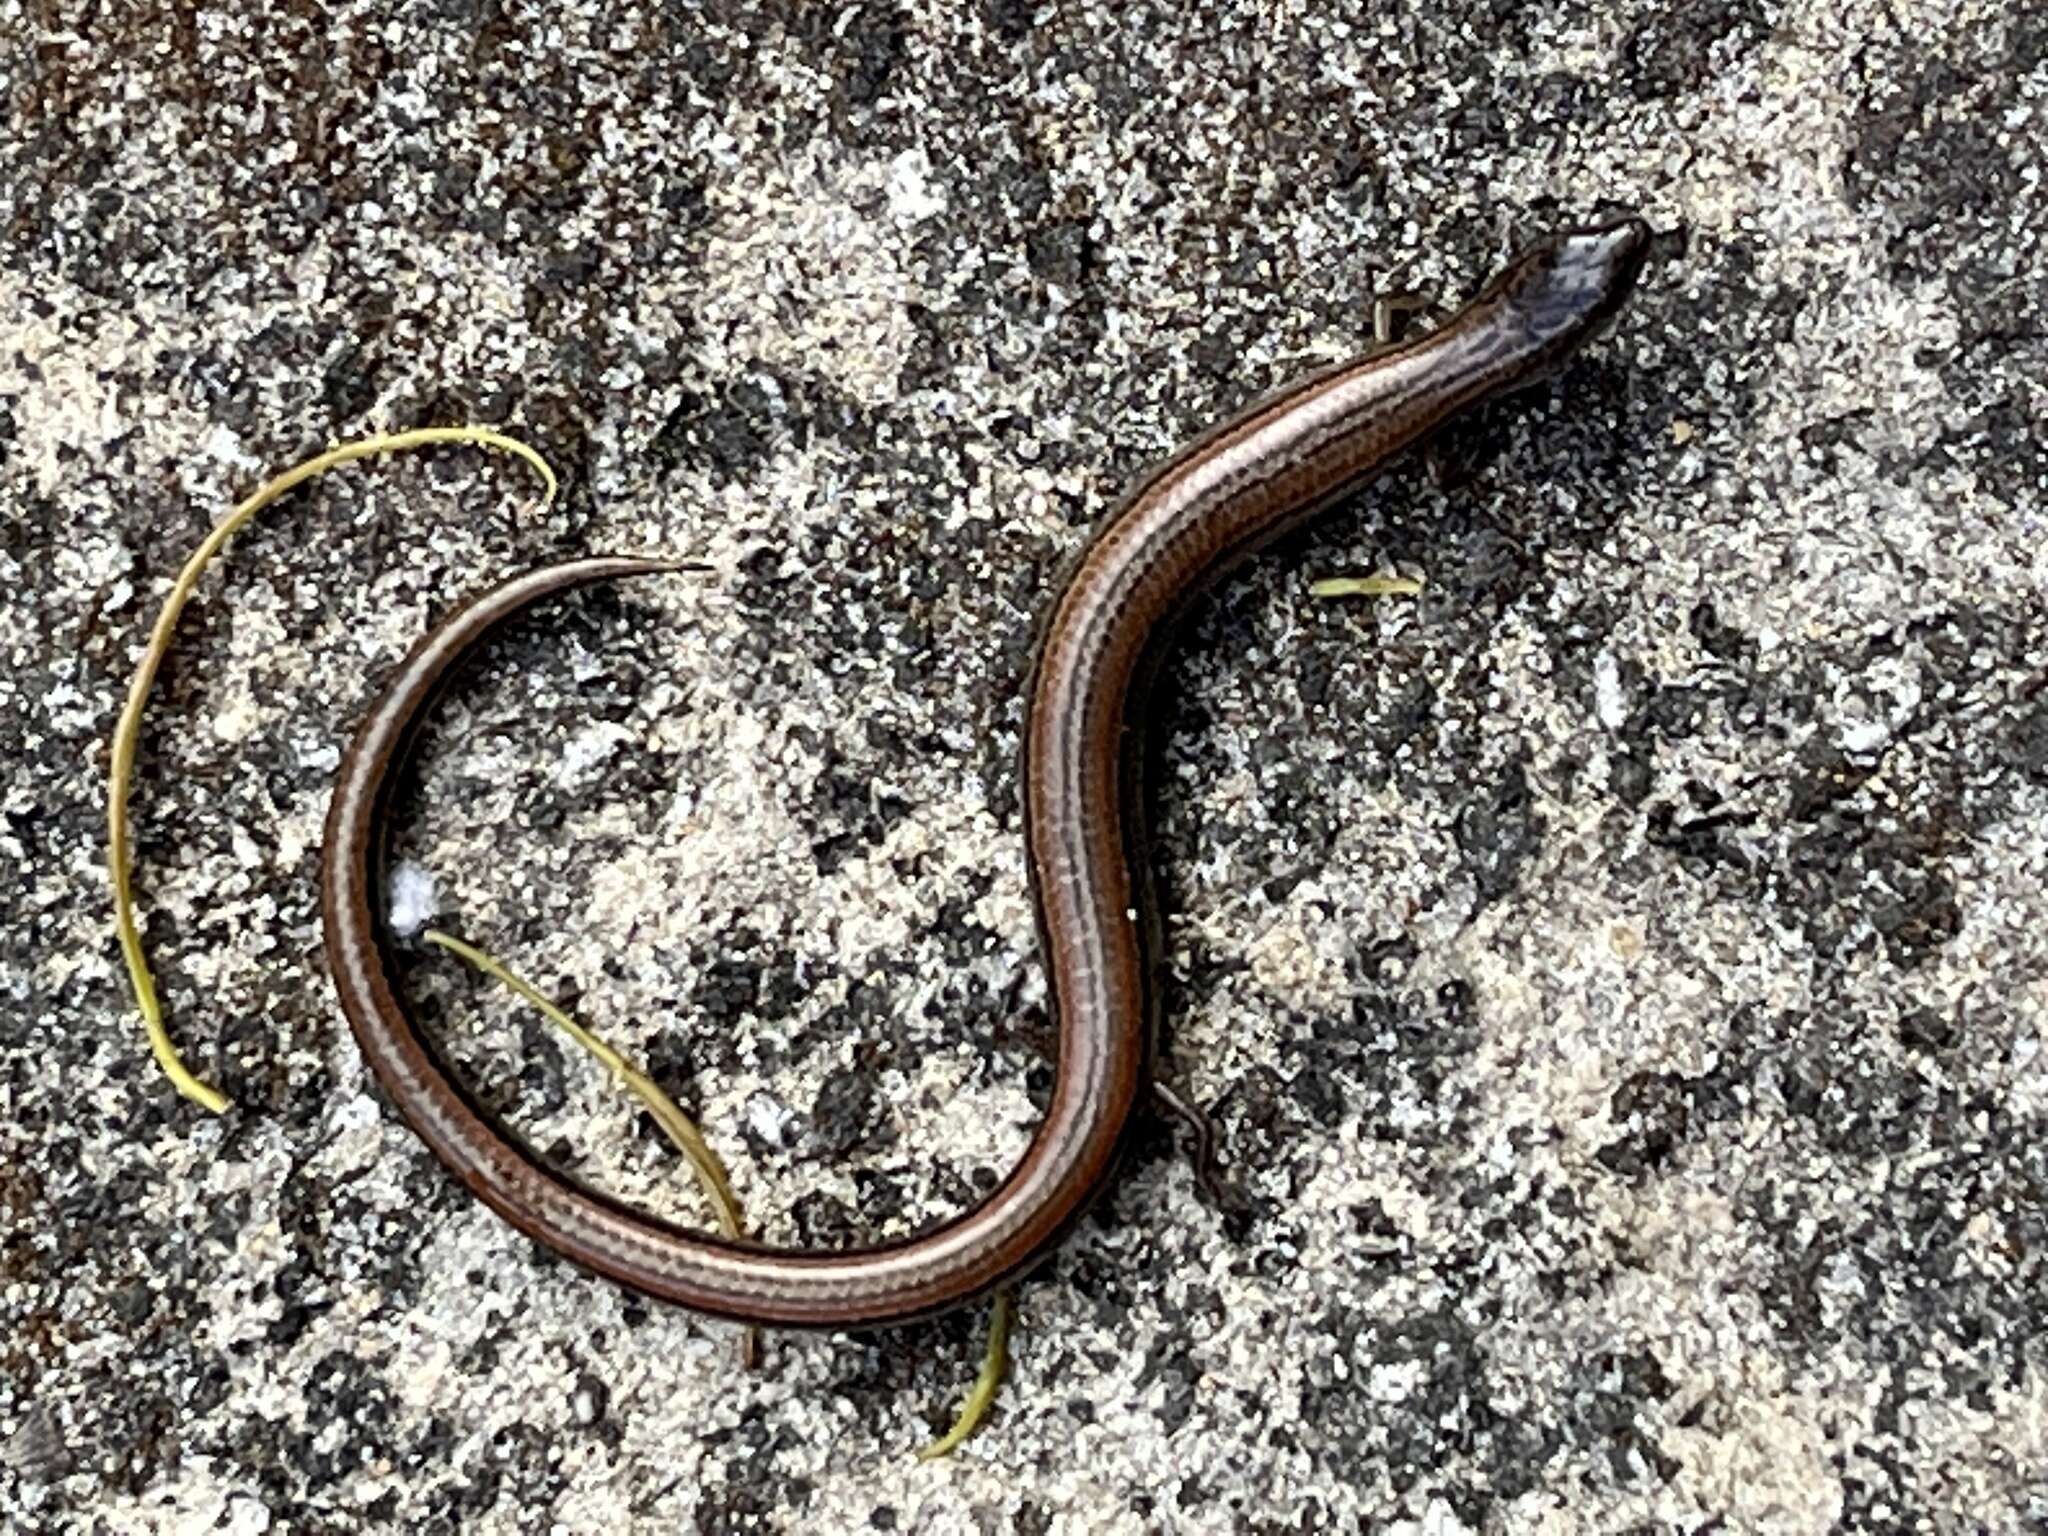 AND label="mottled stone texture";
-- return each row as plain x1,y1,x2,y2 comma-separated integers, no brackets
3,1,2045,1531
